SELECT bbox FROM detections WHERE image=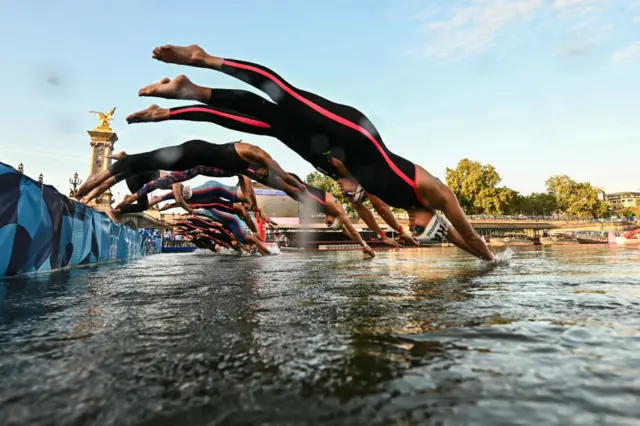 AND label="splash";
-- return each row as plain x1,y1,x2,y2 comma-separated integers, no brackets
265,242,281,255
476,248,514,270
